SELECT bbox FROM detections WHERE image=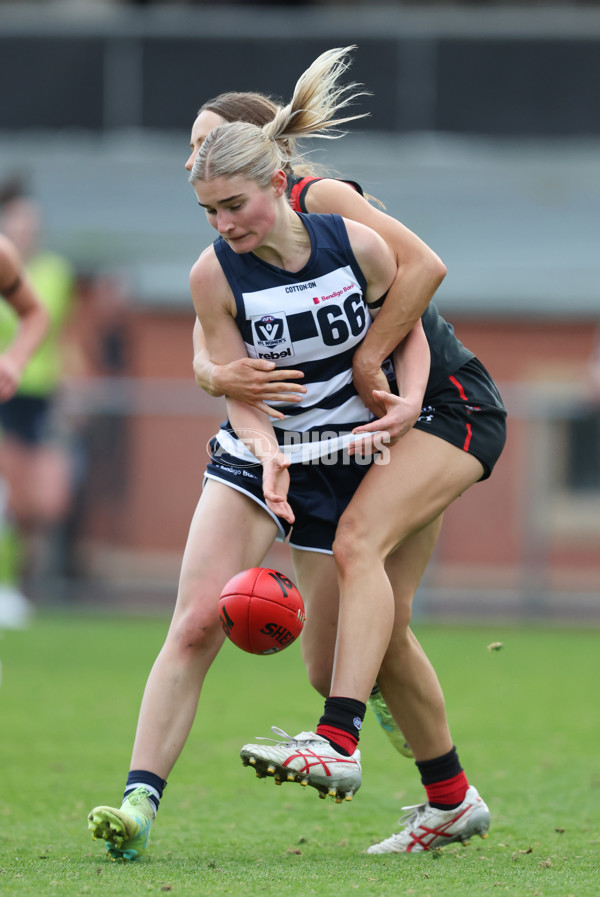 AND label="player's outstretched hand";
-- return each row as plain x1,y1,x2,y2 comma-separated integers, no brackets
348,389,422,455
262,452,295,524
198,357,306,419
